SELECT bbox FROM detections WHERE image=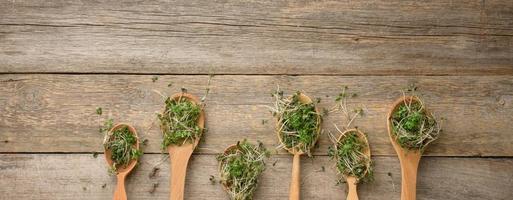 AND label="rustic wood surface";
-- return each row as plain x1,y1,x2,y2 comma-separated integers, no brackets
1,0,513,75
1,0,513,199
1,154,512,200
1,74,512,156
